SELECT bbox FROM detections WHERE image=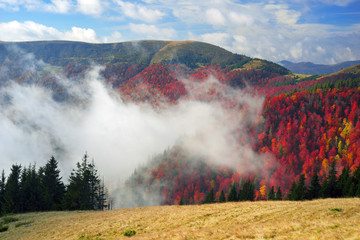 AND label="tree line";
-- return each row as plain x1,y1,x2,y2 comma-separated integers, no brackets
200,162,360,204
0,153,107,216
